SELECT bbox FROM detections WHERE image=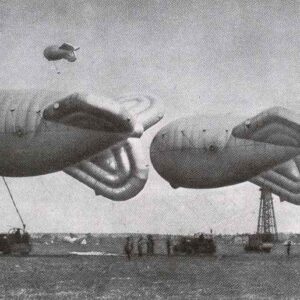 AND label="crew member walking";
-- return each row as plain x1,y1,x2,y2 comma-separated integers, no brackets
124,236,133,260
